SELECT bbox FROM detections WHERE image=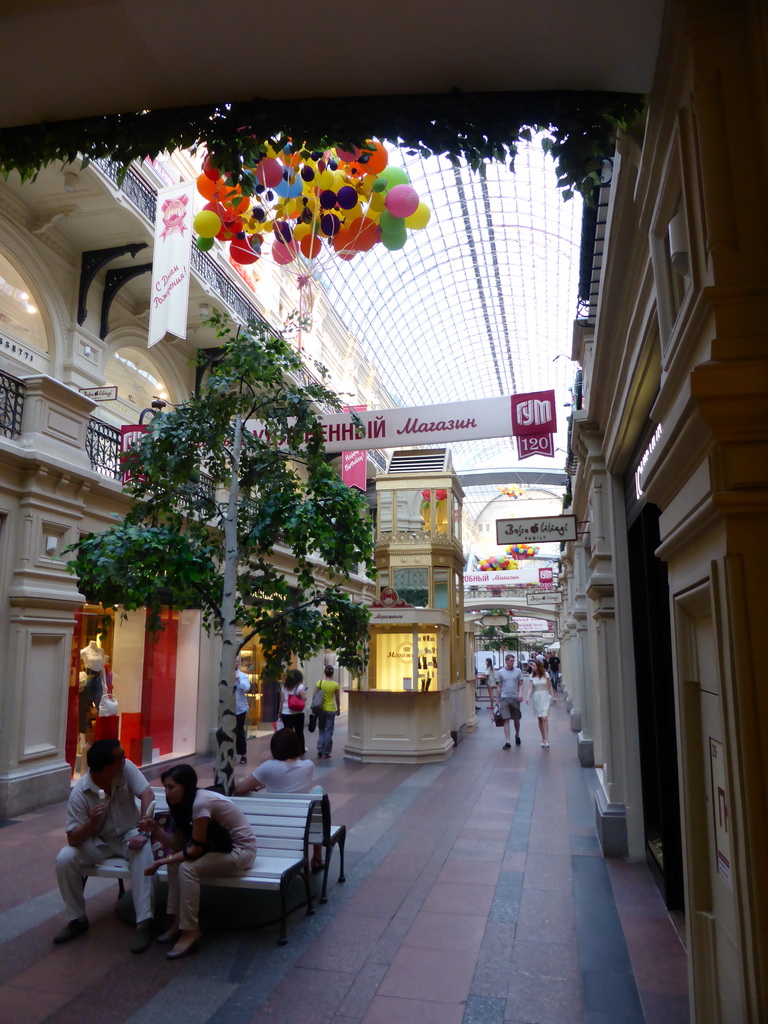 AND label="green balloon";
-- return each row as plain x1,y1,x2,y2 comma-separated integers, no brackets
379,210,406,235
381,230,407,251
371,178,388,192
196,235,215,251
376,166,410,191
